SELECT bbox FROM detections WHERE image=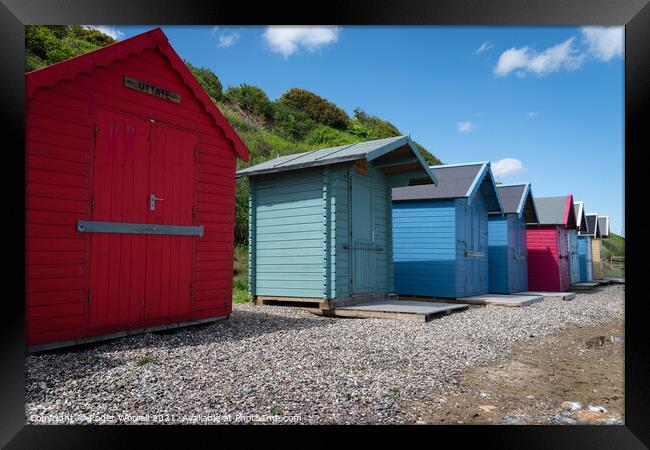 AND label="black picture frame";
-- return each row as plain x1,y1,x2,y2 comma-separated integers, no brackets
1,0,646,447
